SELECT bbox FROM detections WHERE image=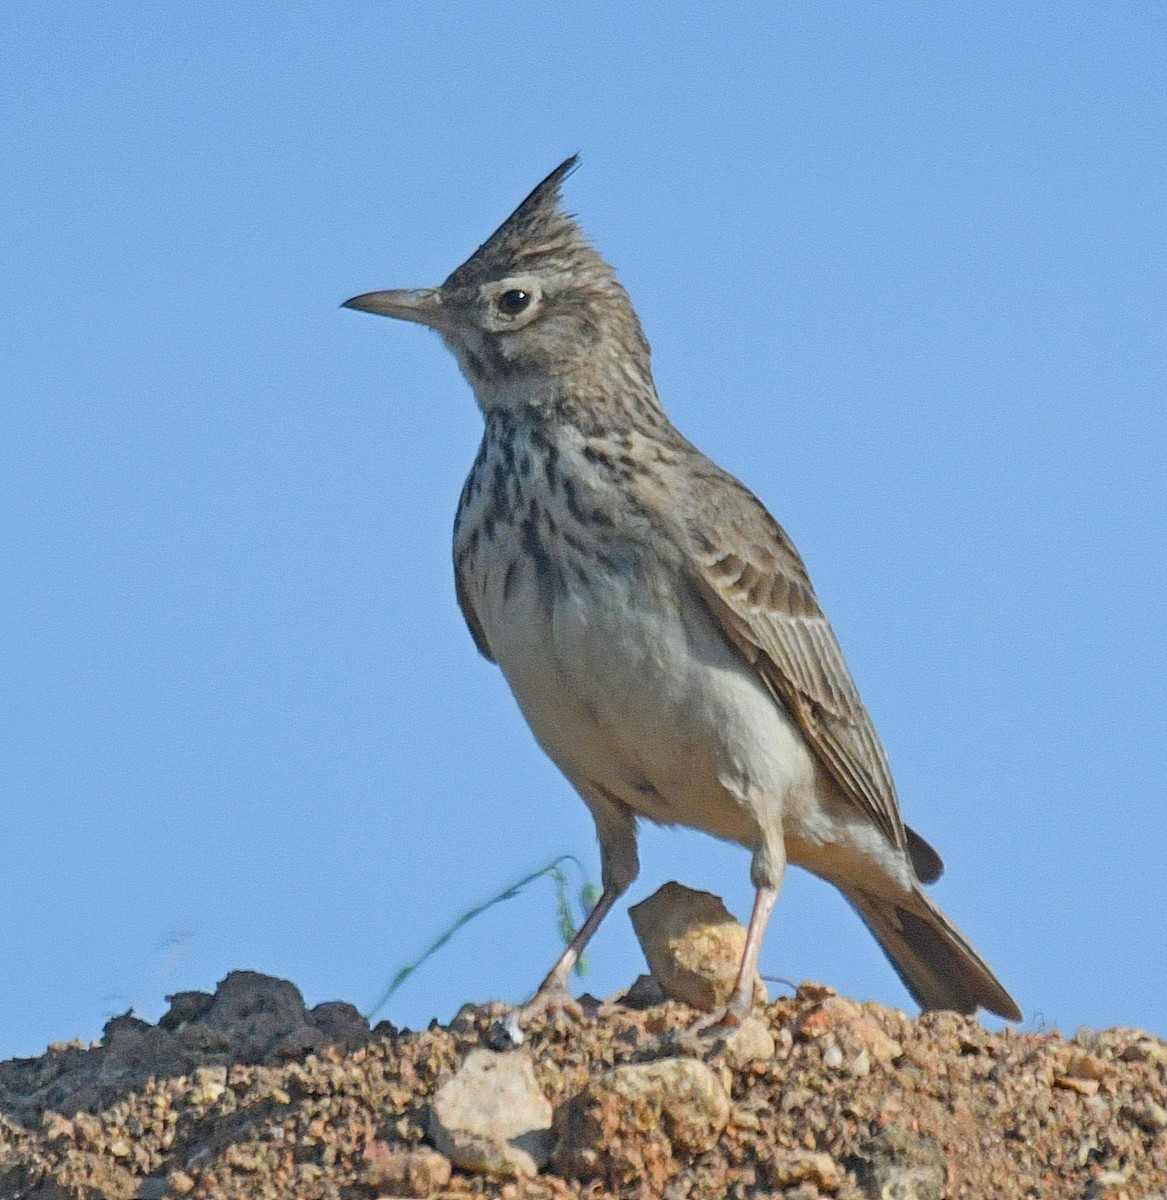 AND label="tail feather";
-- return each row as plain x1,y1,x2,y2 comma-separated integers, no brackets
904,823,944,885
847,885,1021,1021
